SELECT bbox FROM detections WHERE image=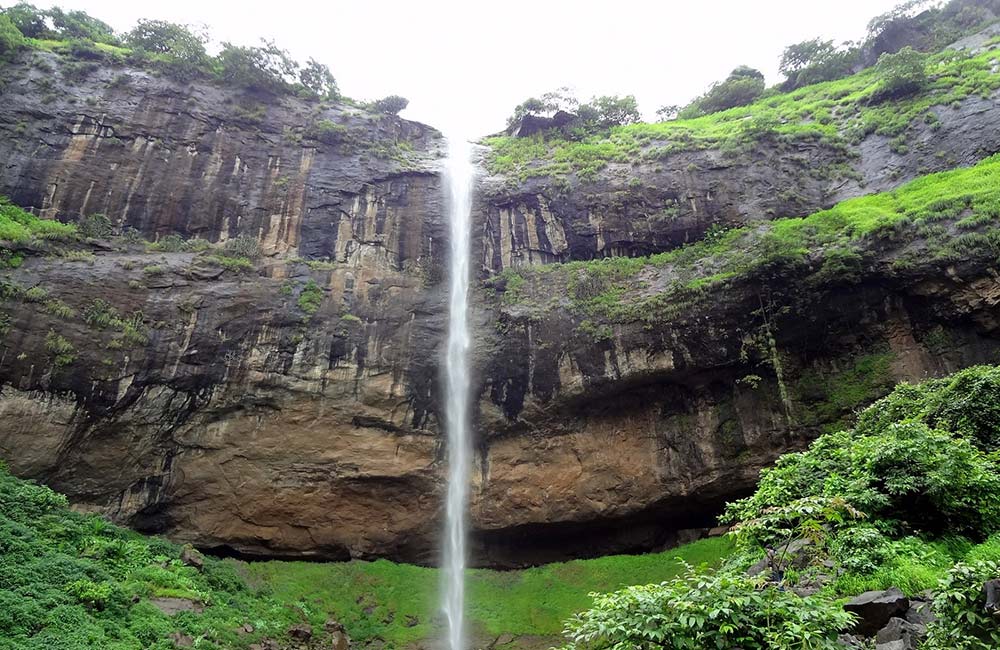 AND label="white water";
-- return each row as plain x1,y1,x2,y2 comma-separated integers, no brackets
442,134,474,650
